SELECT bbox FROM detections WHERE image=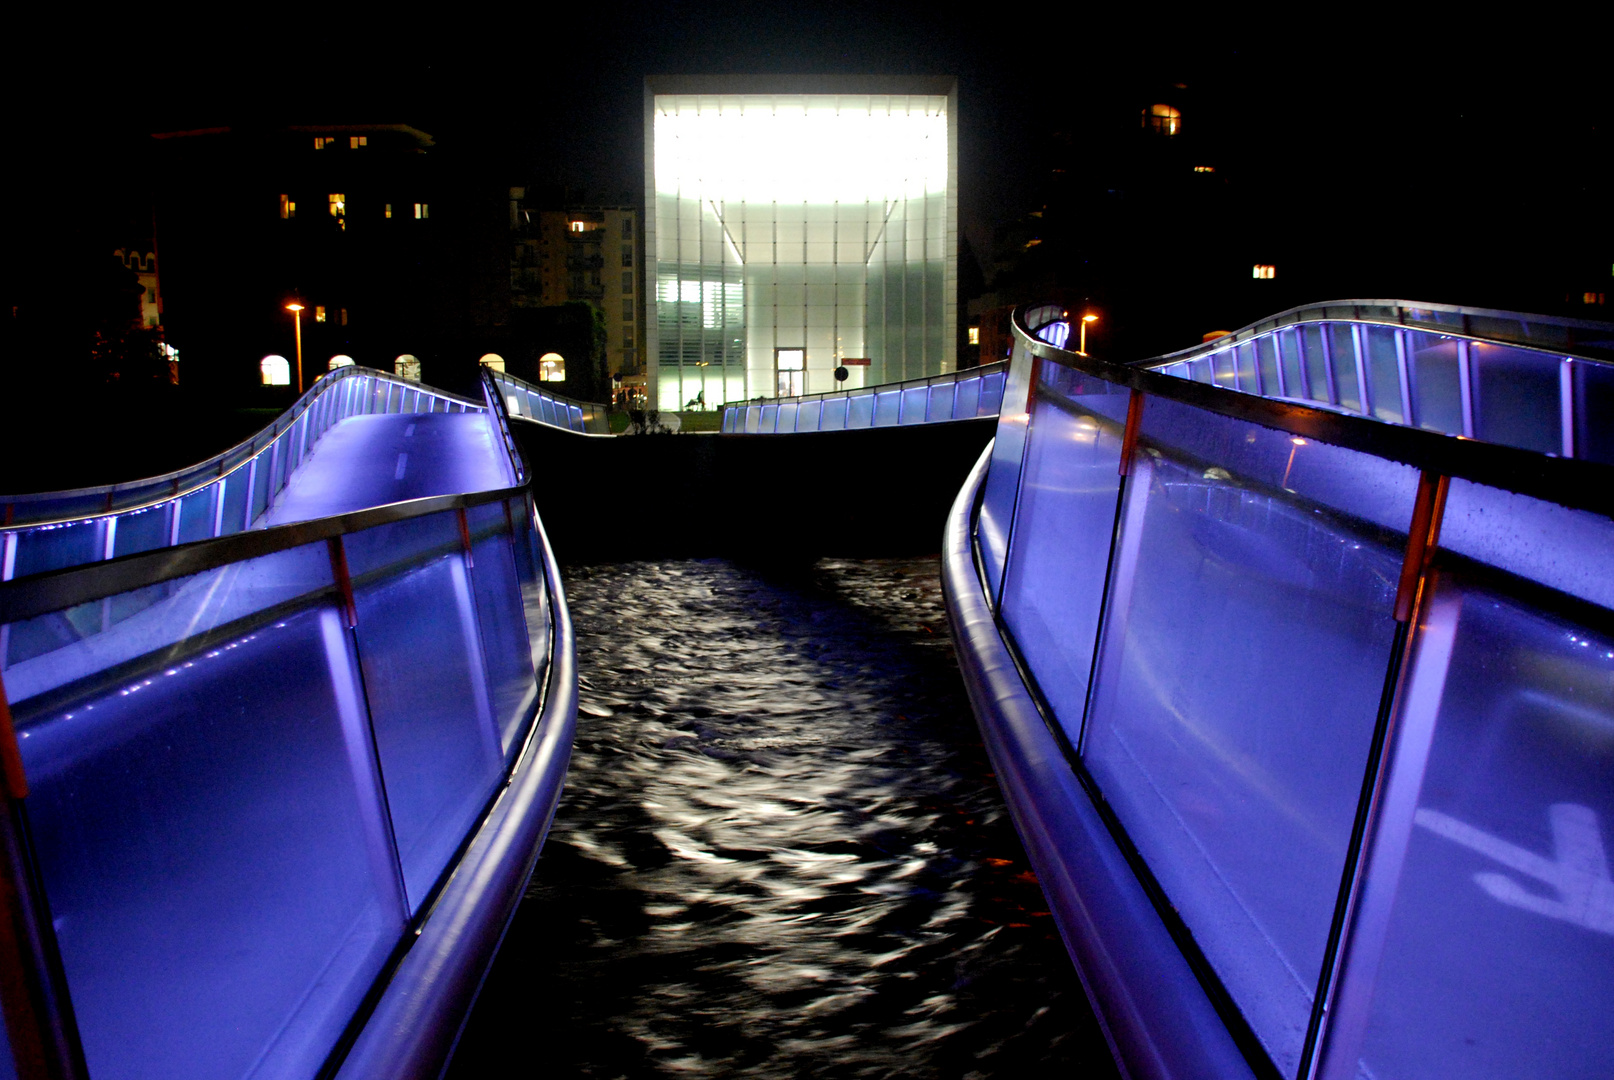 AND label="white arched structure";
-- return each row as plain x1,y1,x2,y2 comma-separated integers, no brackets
260,355,291,386
478,353,506,373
